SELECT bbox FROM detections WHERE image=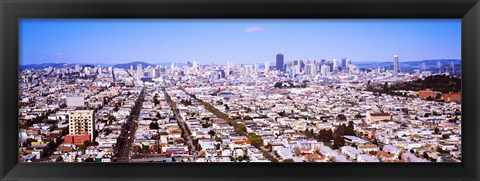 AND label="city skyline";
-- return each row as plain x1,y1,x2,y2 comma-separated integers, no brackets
20,19,461,65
